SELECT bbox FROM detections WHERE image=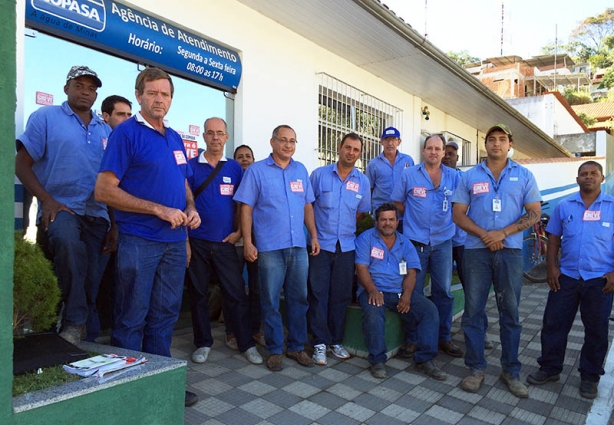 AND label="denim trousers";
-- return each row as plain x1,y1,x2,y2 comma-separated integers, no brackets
42,211,109,340
112,234,186,357
462,248,523,374
224,245,261,335
187,238,254,352
258,248,309,354
412,239,454,343
358,290,439,365
308,247,355,346
454,244,489,333
538,274,614,382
